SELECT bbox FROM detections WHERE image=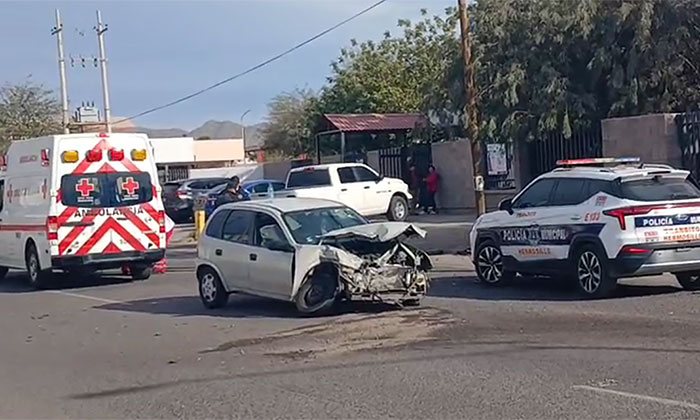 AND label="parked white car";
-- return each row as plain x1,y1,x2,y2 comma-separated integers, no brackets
284,163,412,221
196,198,431,314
